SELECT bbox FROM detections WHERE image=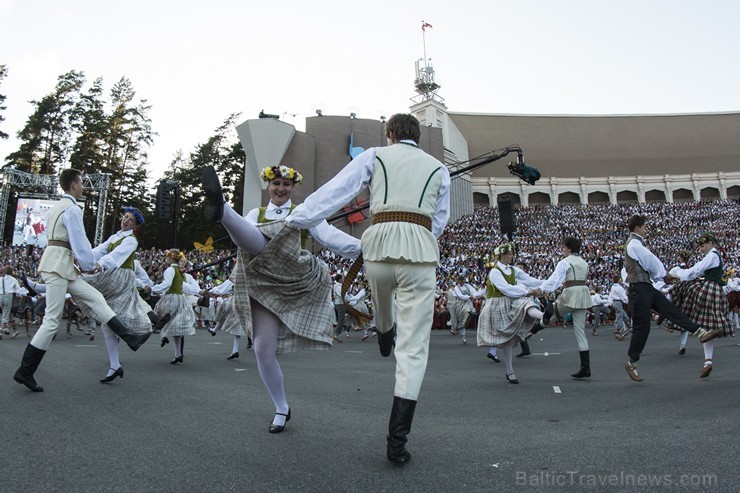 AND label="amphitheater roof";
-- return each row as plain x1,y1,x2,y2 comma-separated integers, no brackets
448,111,740,178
